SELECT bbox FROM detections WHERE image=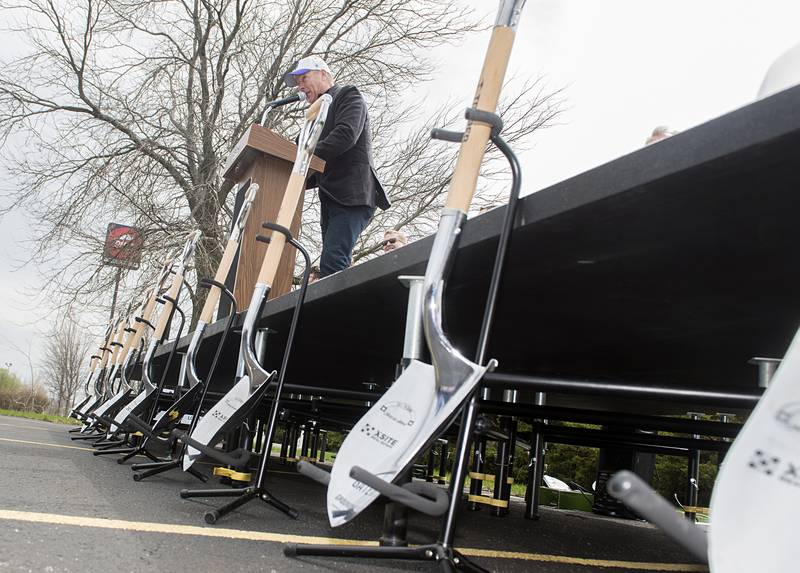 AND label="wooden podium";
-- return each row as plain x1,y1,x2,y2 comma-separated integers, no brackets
223,124,324,308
